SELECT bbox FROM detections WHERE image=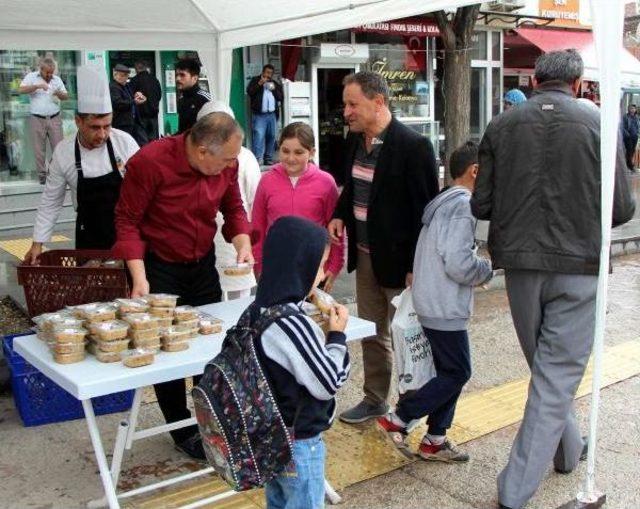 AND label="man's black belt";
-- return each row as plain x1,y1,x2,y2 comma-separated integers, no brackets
32,112,60,119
